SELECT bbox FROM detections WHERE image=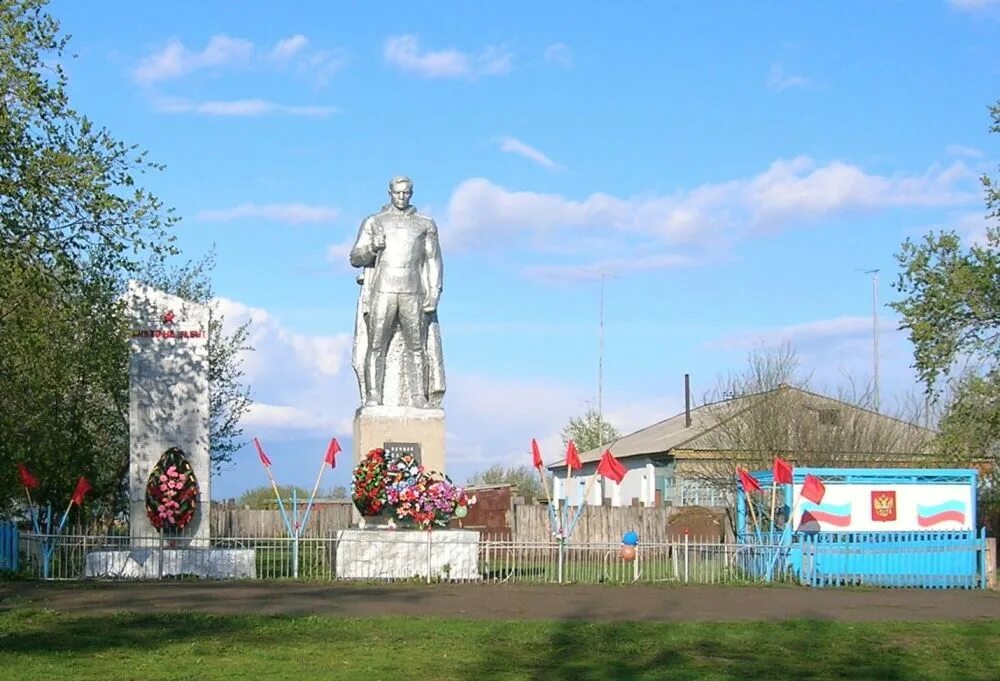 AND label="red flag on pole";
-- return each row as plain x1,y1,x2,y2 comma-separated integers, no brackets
773,456,793,485
17,463,39,489
531,438,544,470
70,477,91,506
565,440,582,471
253,437,272,467
596,449,626,484
801,474,826,504
738,468,762,493
324,438,341,467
